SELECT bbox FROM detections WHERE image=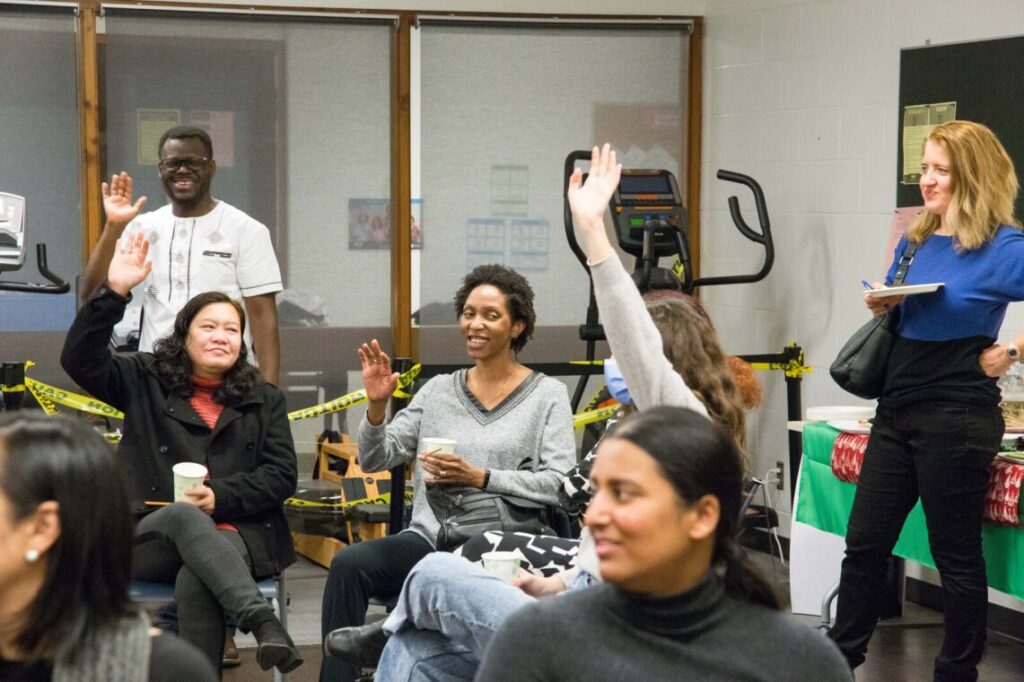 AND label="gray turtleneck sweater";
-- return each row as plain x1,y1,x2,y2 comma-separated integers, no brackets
476,573,853,682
